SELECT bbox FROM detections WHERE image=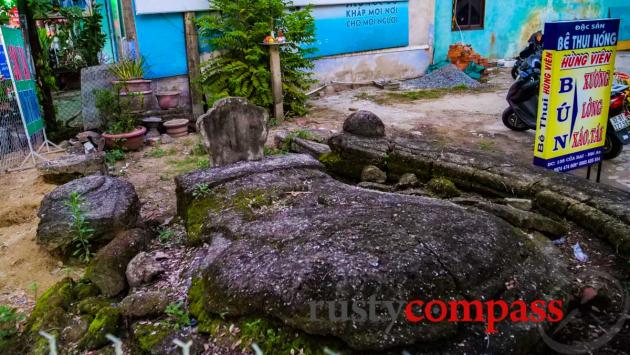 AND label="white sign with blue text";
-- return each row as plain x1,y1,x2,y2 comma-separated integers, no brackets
134,0,406,14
